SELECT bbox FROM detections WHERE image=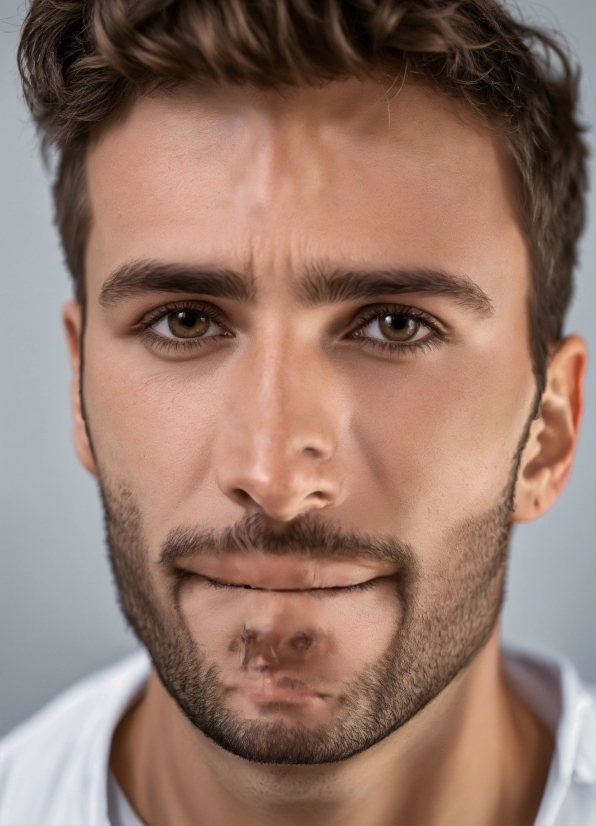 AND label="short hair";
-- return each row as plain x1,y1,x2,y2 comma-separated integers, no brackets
18,0,588,394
